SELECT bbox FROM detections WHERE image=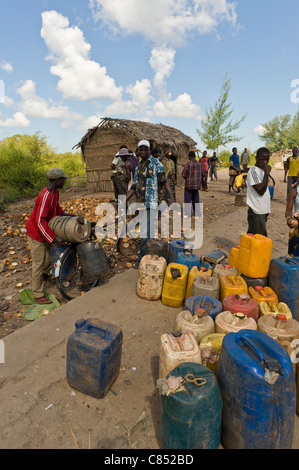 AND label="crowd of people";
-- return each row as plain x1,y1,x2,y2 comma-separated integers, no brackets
24,139,299,304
